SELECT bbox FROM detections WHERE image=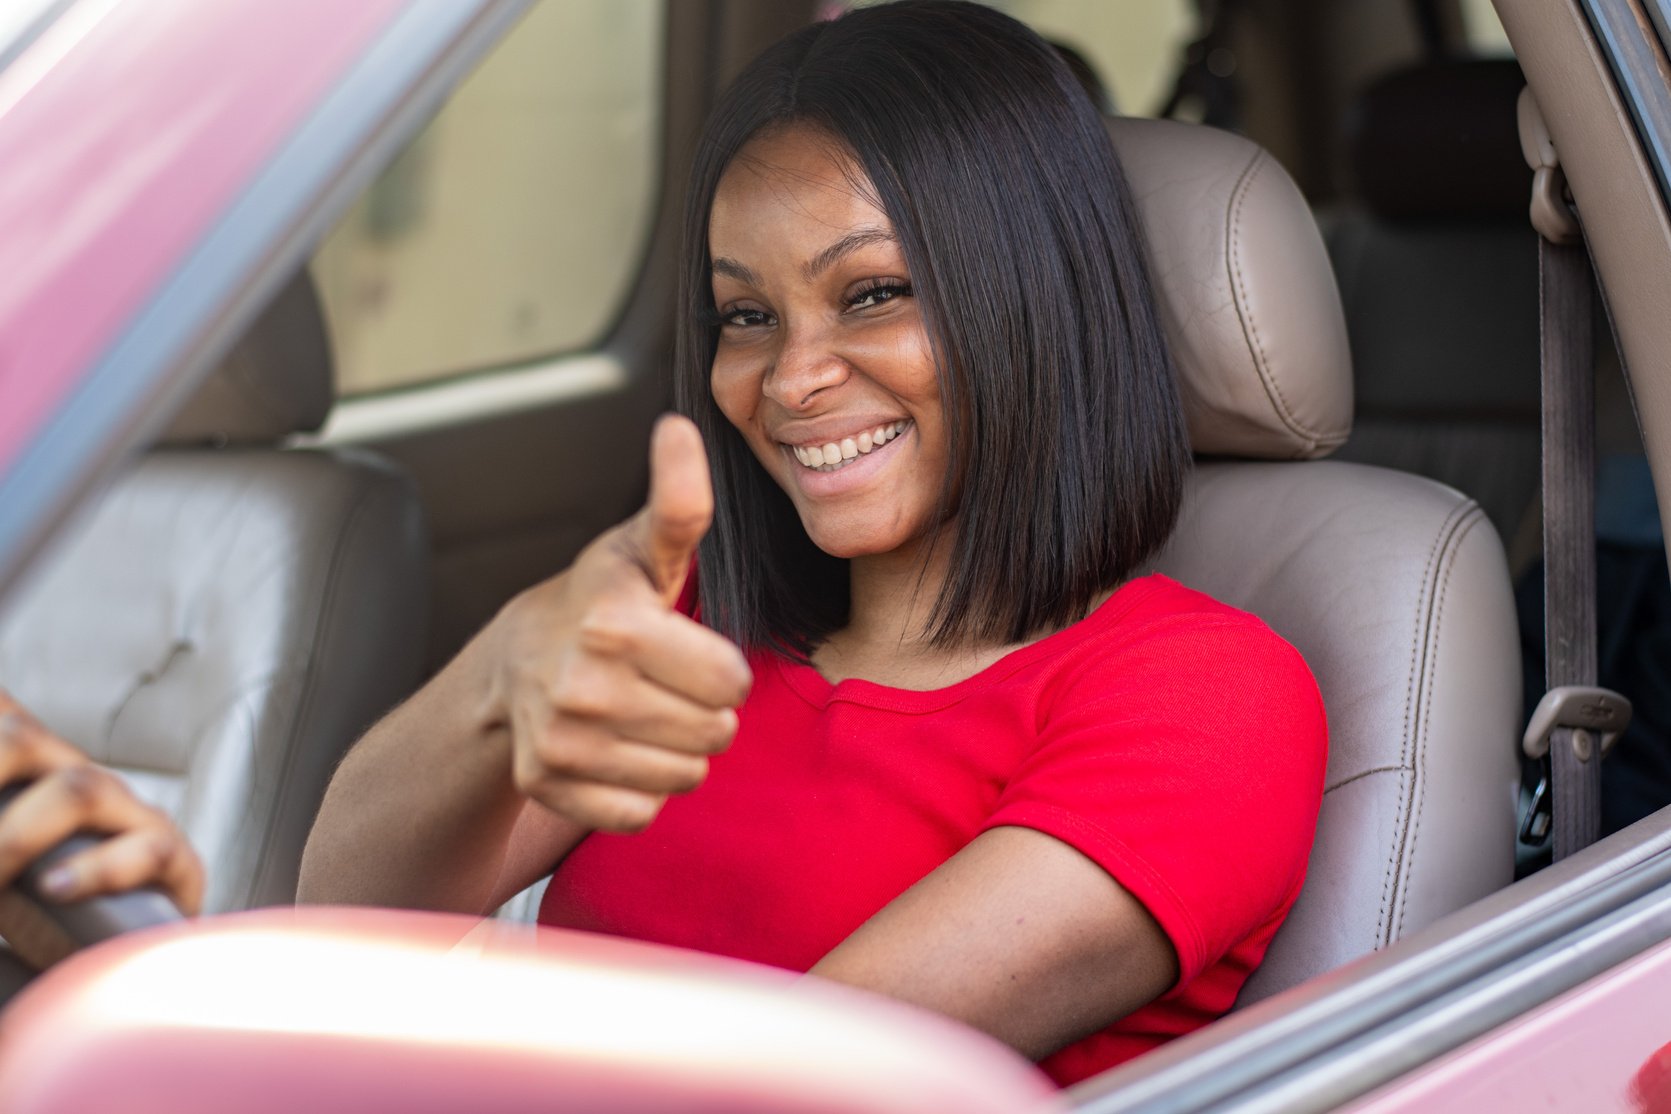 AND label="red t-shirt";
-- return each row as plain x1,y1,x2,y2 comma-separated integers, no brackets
538,574,1327,1086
